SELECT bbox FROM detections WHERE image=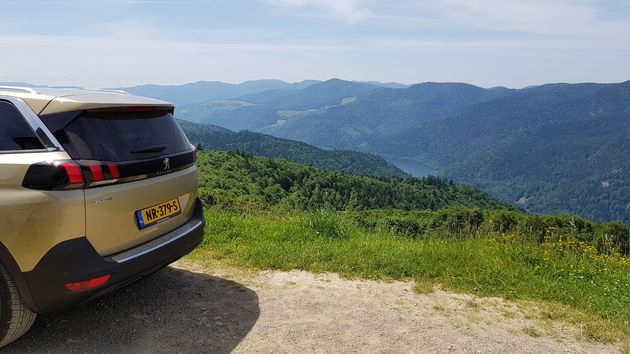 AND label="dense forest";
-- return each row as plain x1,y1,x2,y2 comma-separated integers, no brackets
374,82,630,223
178,120,406,178
196,150,512,212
